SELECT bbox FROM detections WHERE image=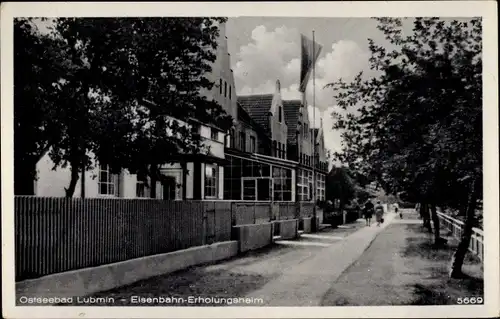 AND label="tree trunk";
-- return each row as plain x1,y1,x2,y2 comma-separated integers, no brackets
64,162,80,198
430,203,443,246
420,202,432,233
449,178,478,278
